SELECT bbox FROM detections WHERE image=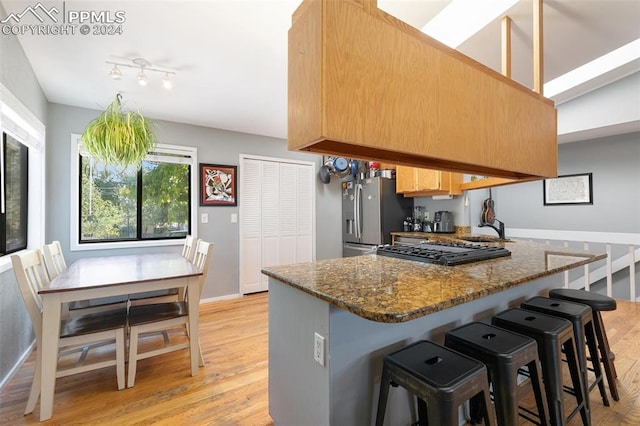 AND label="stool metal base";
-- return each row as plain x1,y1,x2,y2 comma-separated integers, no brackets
549,288,619,402
493,308,590,426
445,322,550,426
522,296,609,408
376,340,497,426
